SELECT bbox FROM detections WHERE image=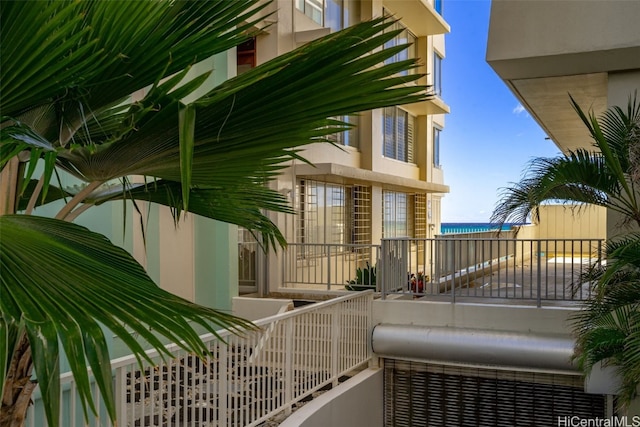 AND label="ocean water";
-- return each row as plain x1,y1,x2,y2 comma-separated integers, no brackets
440,222,526,234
